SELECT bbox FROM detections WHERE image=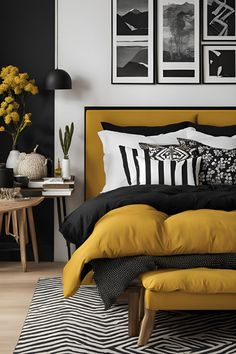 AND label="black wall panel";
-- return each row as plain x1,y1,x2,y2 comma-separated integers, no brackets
0,0,55,261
